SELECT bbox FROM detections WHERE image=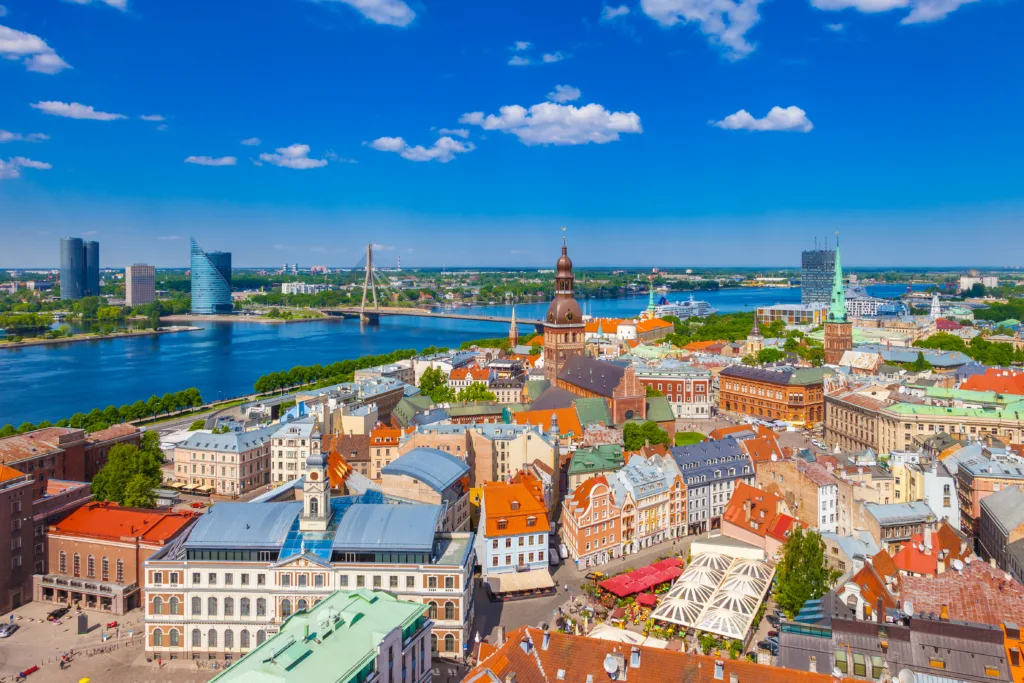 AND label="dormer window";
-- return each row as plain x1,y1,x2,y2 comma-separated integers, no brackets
497,519,508,530
527,516,537,527
511,500,520,511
